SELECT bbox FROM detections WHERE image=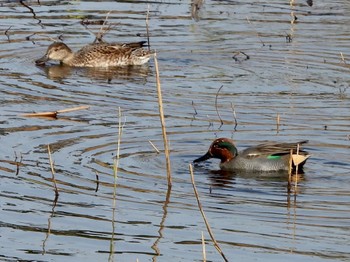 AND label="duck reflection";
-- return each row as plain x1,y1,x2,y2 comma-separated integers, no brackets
202,167,305,194
37,63,152,82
